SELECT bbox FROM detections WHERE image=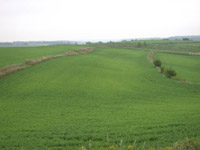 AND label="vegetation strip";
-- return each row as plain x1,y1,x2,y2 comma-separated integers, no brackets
147,51,198,85
0,48,93,79
160,51,200,56
147,50,155,62
79,138,200,150
189,52,200,55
